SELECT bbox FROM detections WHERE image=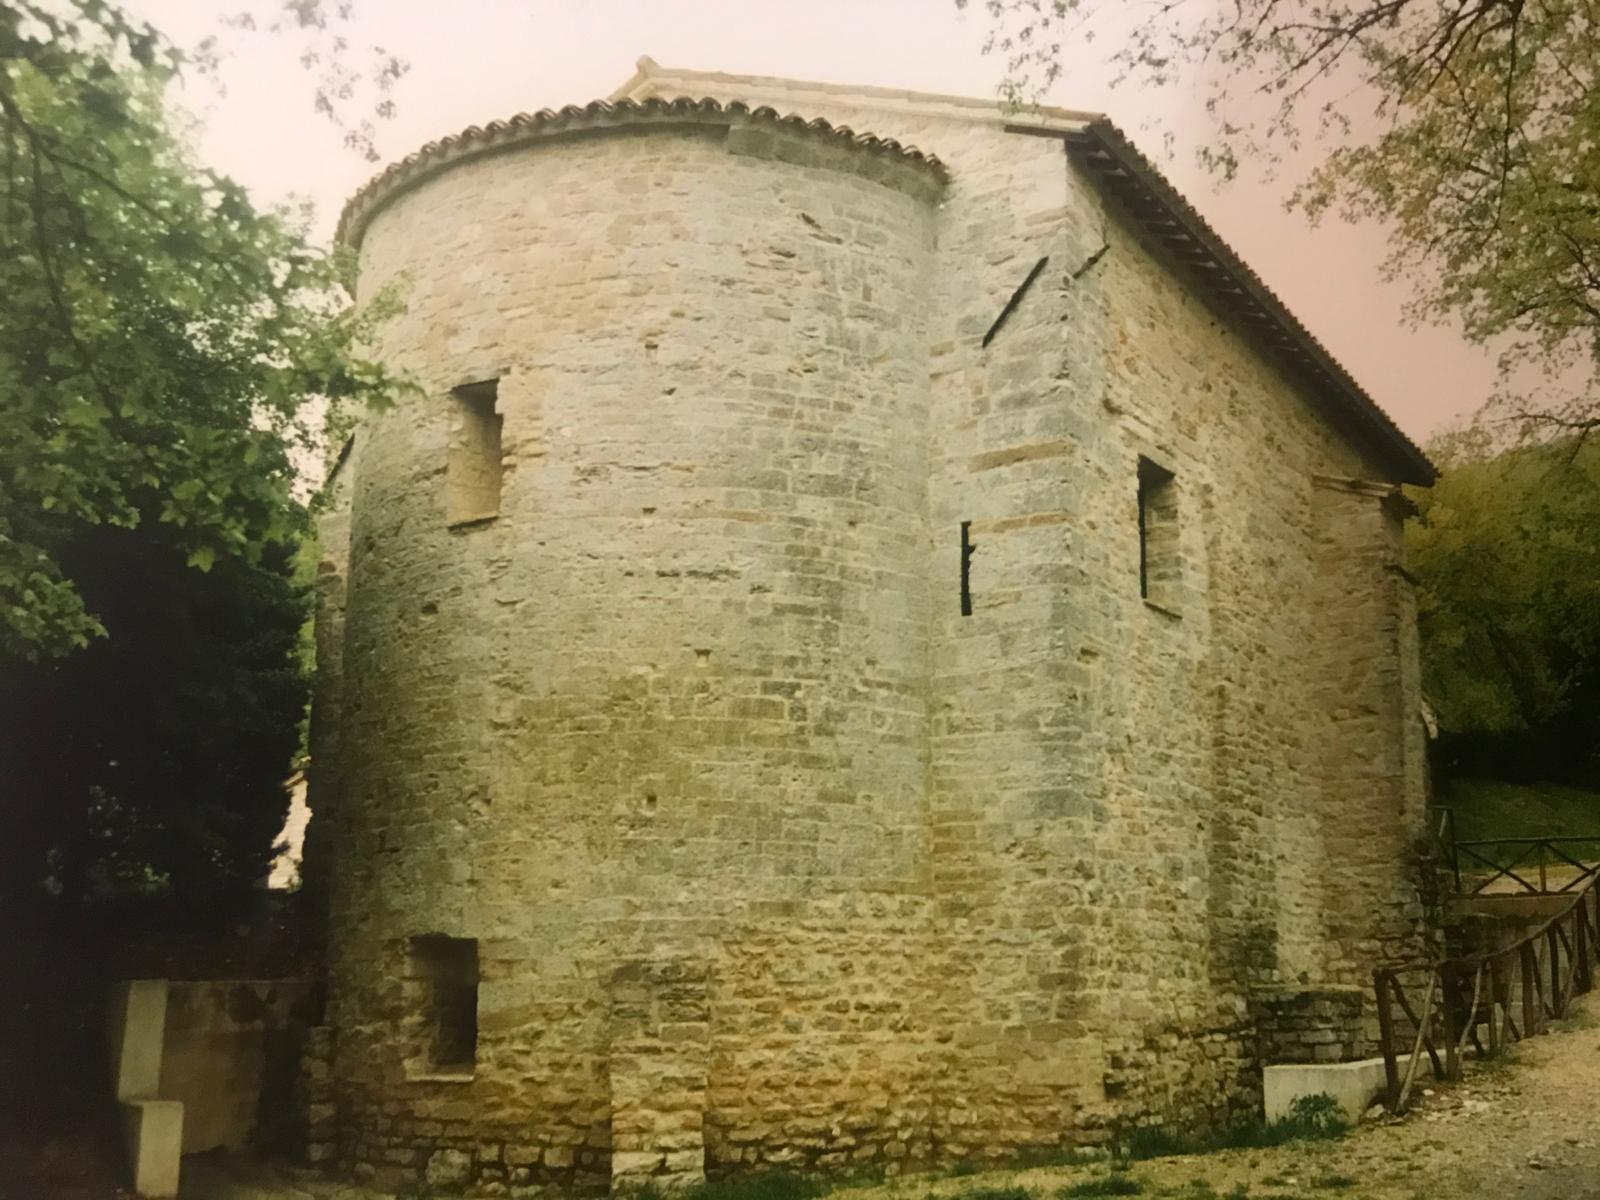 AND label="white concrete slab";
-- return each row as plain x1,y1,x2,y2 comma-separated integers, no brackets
120,1098,183,1198
108,980,169,1101
1264,1057,1389,1125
